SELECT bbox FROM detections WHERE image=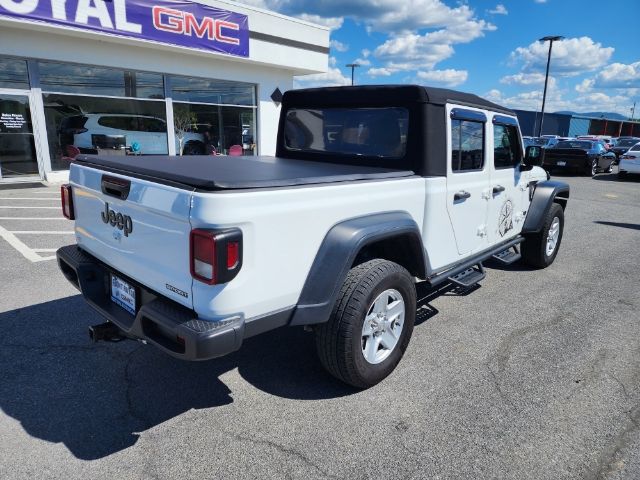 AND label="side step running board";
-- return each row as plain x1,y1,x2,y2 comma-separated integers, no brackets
448,264,485,288
492,246,522,265
427,237,524,288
